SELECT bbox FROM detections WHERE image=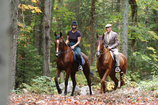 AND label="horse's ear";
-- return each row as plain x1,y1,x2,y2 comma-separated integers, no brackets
60,32,62,37
96,33,99,39
102,33,104,40
54,32,57,36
